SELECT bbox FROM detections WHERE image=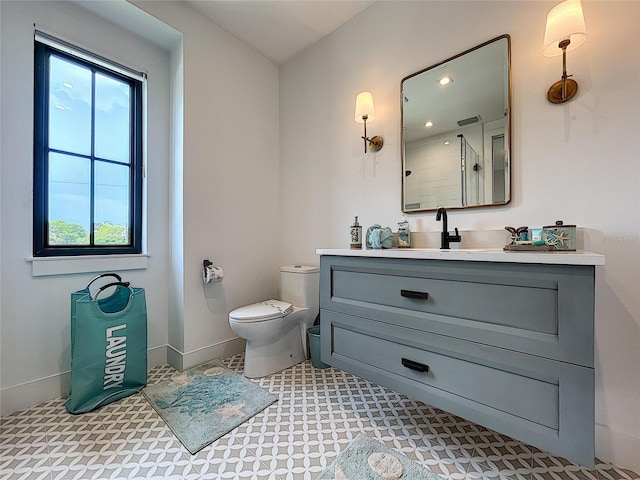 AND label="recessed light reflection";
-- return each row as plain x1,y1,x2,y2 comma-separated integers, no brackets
55,104,71,111
425,121,434,127
438,75,453,86
62,82,73,89
444,140,451,145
